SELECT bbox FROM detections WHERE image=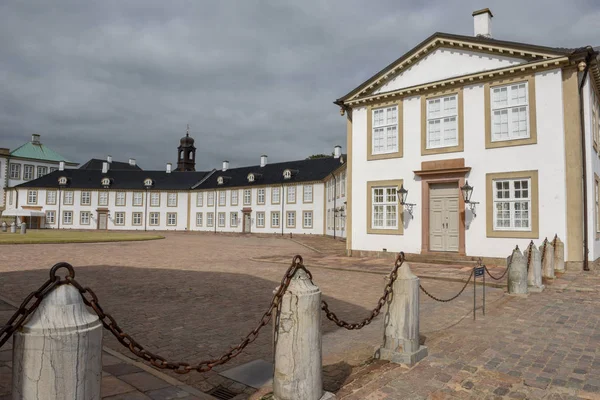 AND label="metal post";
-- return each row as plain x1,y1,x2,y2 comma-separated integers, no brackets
482,267,486,316
473,267,476,321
